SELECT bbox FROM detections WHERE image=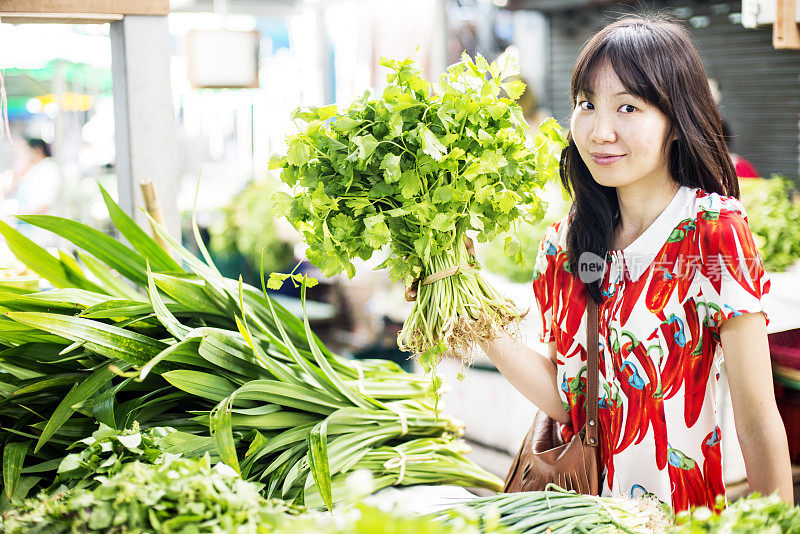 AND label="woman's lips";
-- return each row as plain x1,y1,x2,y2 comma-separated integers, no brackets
591,153,625,165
